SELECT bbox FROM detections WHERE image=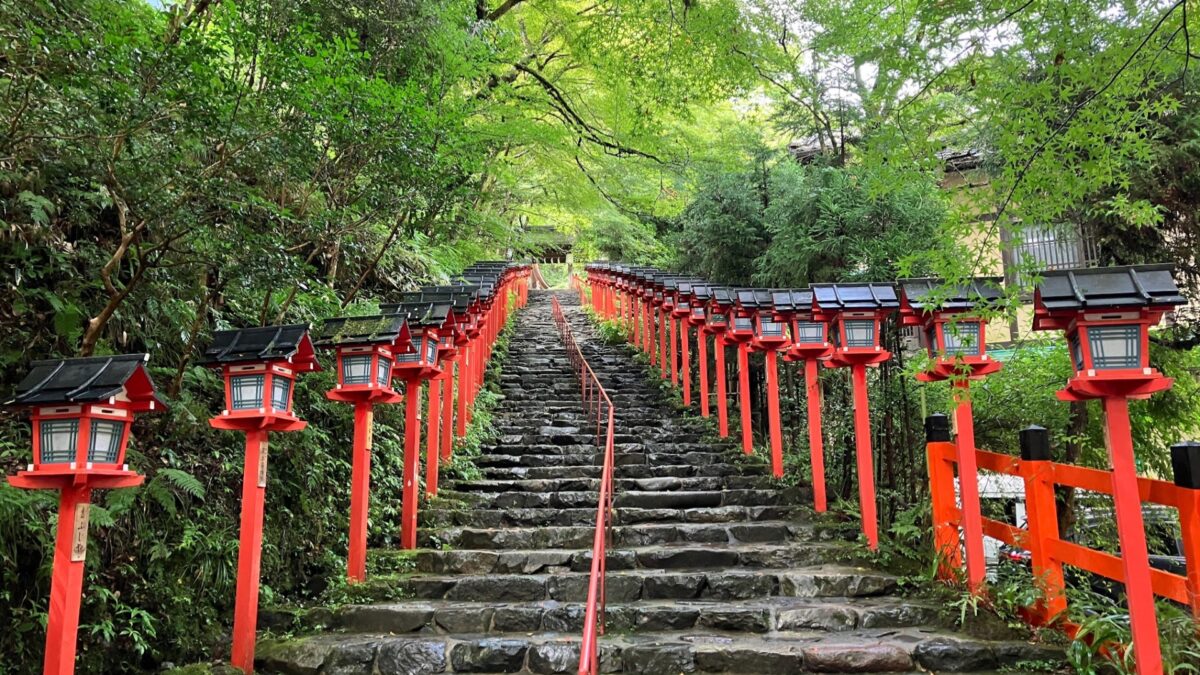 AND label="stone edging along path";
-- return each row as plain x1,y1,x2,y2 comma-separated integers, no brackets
246,289,1066,674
